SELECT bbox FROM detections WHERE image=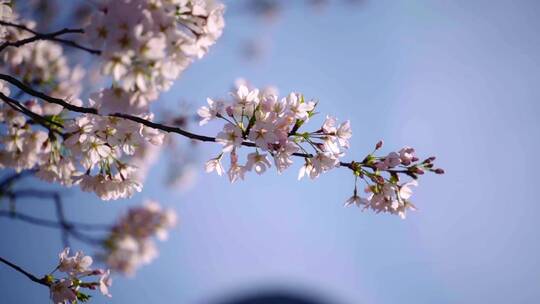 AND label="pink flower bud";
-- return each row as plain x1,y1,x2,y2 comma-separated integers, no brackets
398,147,415,166
424,156,436,163
373,175,385,184
226,106,234,117
434,168,445,174
375,140,383,150
92,269,105,275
